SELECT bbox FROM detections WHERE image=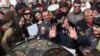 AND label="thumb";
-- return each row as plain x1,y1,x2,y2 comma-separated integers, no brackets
68,32,70,36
